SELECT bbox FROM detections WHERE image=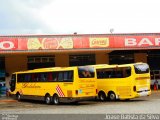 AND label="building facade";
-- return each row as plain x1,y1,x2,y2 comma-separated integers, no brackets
0,33,160,89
